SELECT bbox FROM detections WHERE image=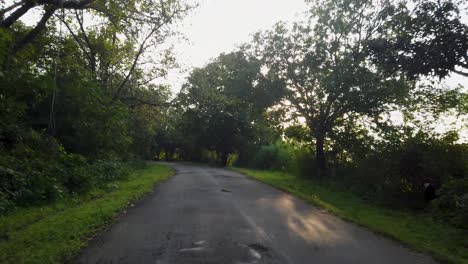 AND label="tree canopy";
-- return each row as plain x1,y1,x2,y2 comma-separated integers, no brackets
249,0,411,172
369,0,468,78
0,0,467,230
177,51,284,165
